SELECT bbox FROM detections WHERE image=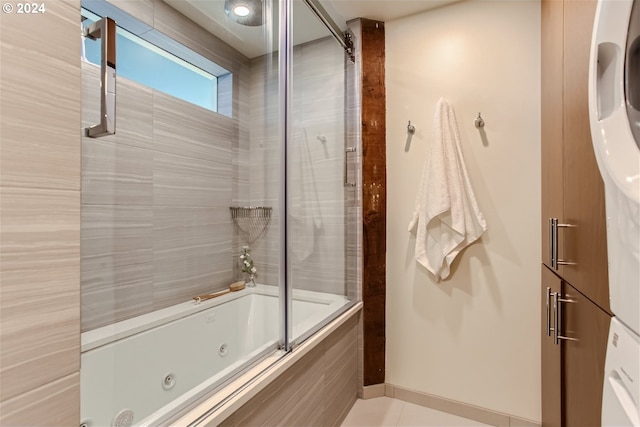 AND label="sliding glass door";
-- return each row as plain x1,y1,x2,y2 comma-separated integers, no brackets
287,0,359,346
